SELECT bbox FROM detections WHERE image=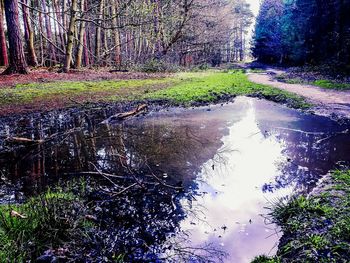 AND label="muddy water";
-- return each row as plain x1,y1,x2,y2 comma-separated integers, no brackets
0,97,349,262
